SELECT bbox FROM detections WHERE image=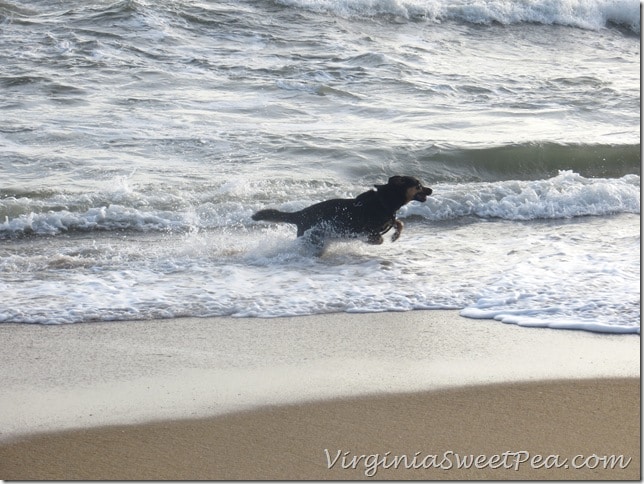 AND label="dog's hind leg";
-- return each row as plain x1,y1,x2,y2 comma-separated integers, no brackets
302,227,327,256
